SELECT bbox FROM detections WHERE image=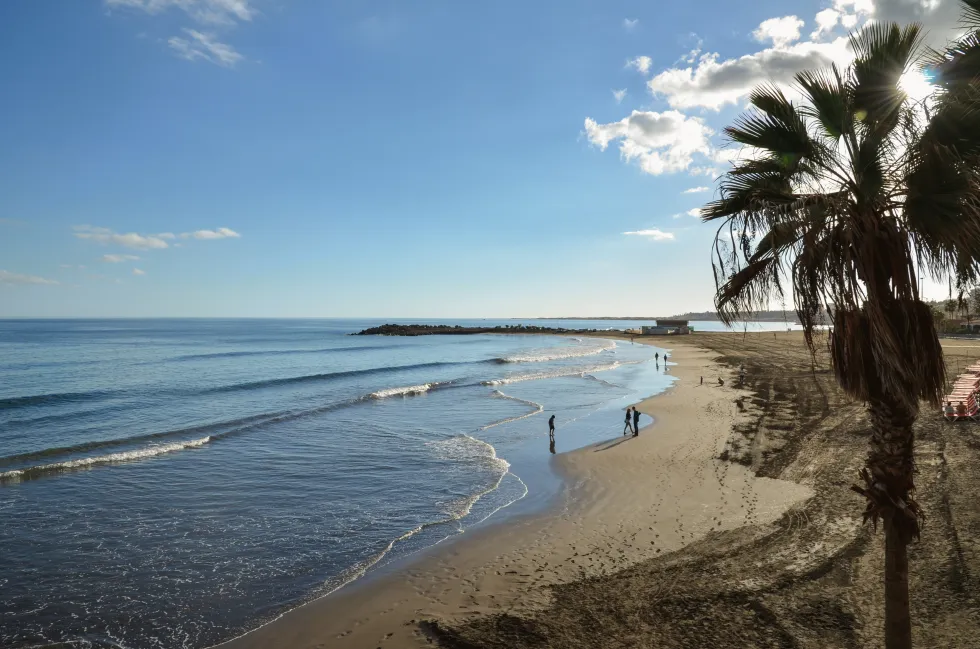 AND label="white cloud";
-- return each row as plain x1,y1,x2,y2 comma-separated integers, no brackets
75,226,170,250
132,268,146,276
0,270,58,286
157,232,176,239
105,0,255,25
834,0,874,16
181,227,241,240
683,186,711,194
623,229,675,241
612,88,627,103
626,56,653,75
753,16,805,48
647,37,852,110
686,208,703,218
584,110,714,175
811,9,840,39
624,18,639,30
101,254,141,263
168,29,243,67
637,1,964,112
